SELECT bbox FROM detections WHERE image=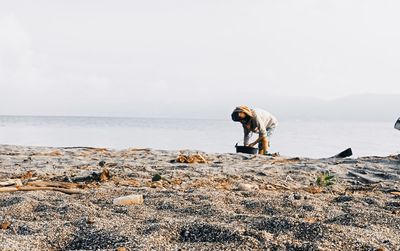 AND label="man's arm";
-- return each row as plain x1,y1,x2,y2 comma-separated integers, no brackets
248,135,268,154
243,127,250,146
